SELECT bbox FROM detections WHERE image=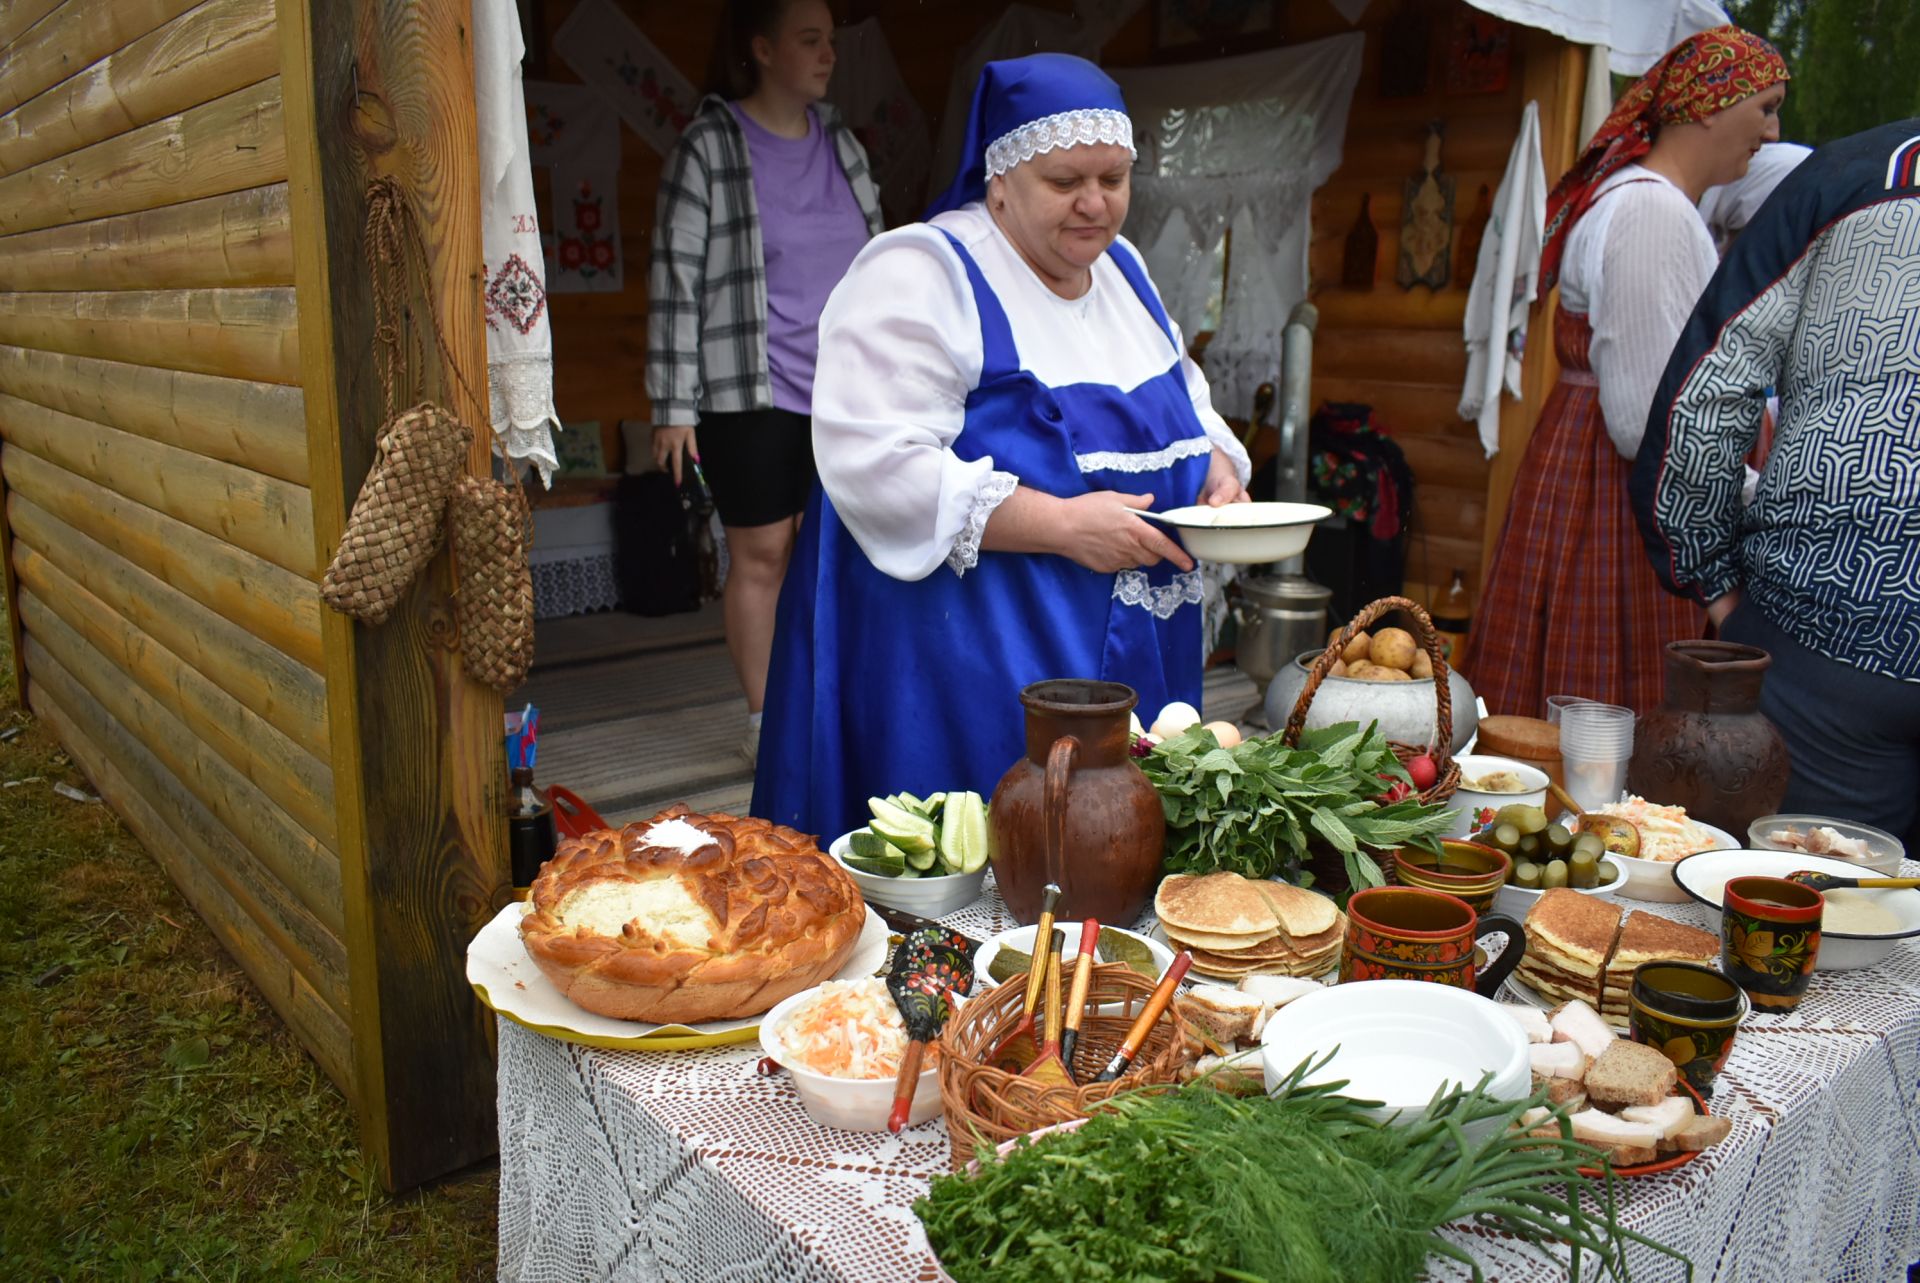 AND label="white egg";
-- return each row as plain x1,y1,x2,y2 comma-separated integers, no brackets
1129,711,1144,737
1202,720,1242,749
1150,701,1201,739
